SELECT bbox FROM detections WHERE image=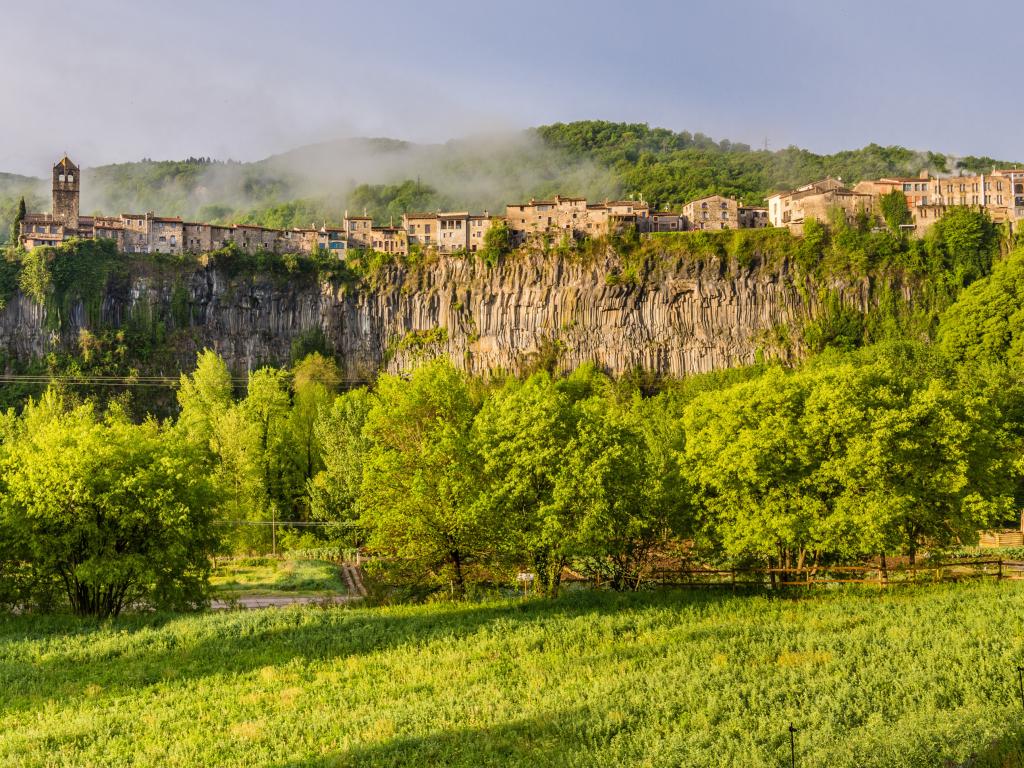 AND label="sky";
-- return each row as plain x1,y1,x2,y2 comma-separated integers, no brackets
1,0,1021,175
